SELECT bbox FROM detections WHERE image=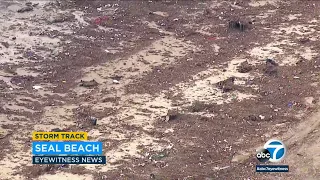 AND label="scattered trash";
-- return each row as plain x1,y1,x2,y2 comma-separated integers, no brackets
288,102,294,108
93,16,109,25
150,174,156,179
237,61,252,73
17,6,33,13
26,51,33,57
150,150,169,161
264,58,278,76
89,116,97,126
79,79,98,88
293,76,300,79
247,80,254,85
259,115,265,120
228,20,246,31
32,85,43,90
110,75,123,81
1,42,9,48
112,79,120,84
207,37,217,40
231,94,237,100
173,18,179,21
213,166,230,171
97,7,103,12
216,77,235,93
